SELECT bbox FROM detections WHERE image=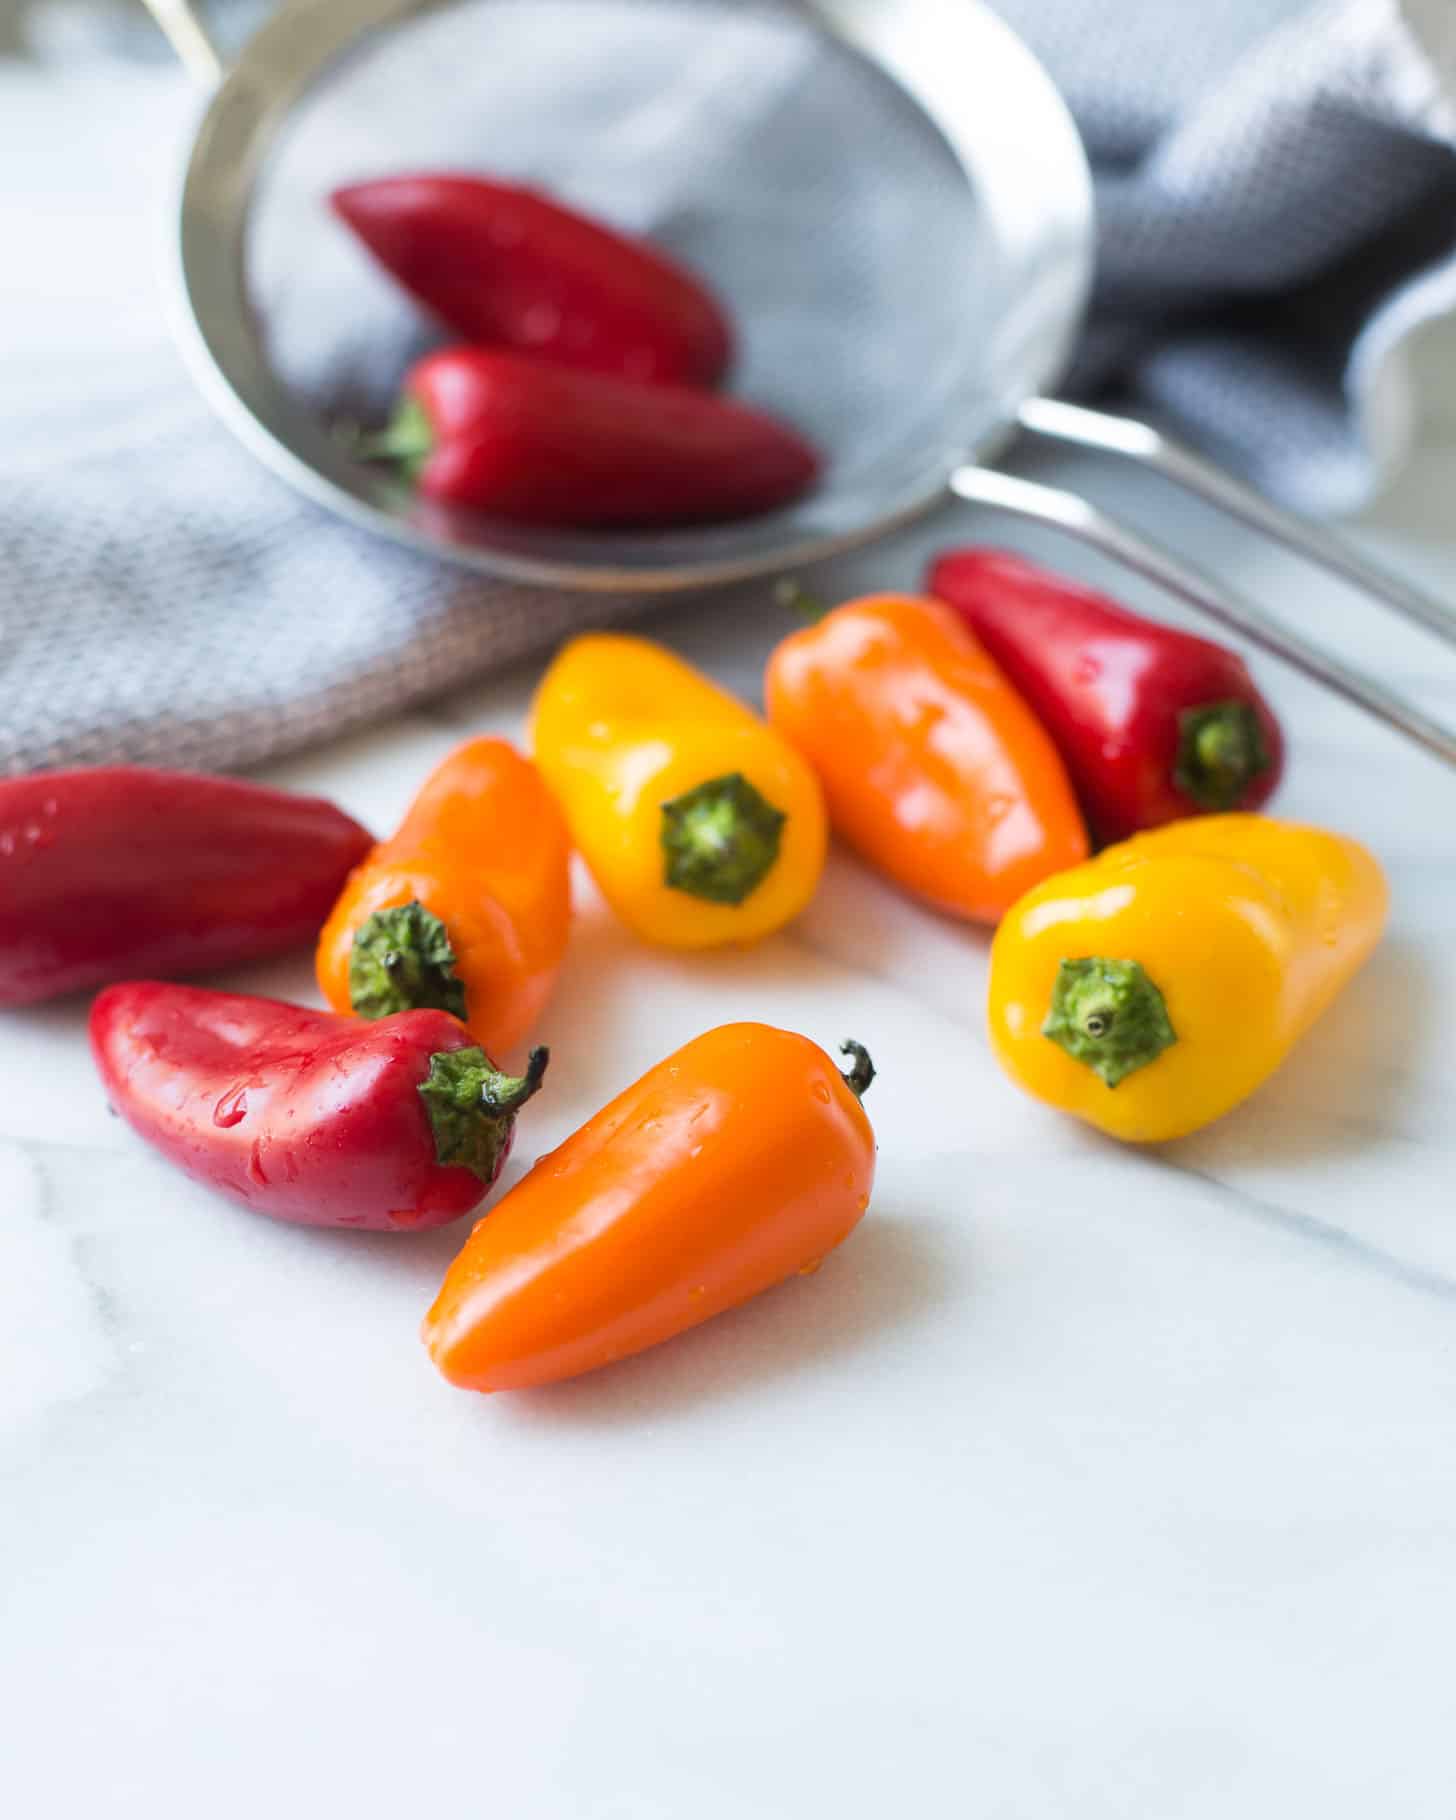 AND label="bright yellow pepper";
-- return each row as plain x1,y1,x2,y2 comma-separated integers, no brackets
988,814,1388,1142
530,634,827,948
